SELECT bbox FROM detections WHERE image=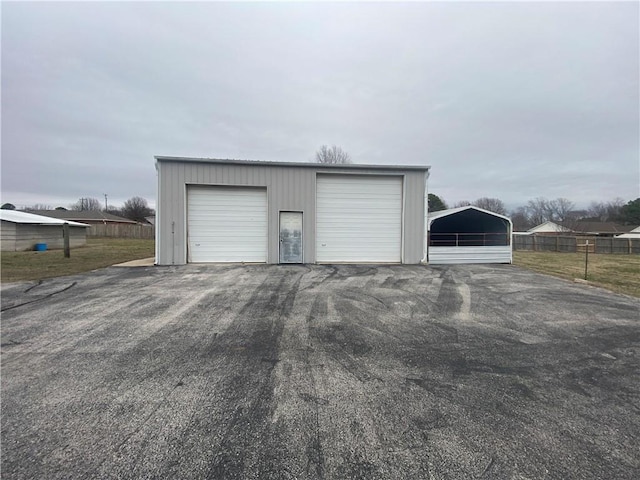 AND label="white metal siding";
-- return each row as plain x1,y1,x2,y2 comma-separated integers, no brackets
187,186,267,263
428,246,512,264
316,175,402,263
